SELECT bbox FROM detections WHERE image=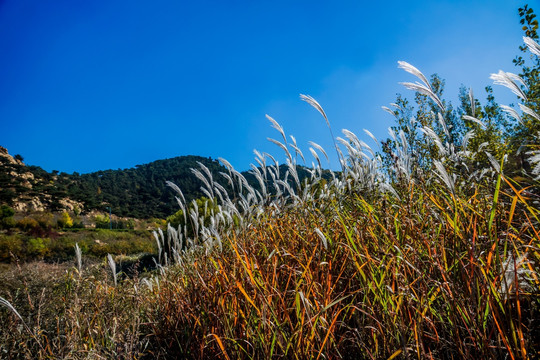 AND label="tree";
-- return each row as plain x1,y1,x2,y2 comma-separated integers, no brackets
0,205,15,229
457,86,512,170
73,205,81,217
381,5,540,183
166,197,220,239
381,73,462,182
510,5,540,176
514,4,540,117
58,211,73,228
94,214,110,229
